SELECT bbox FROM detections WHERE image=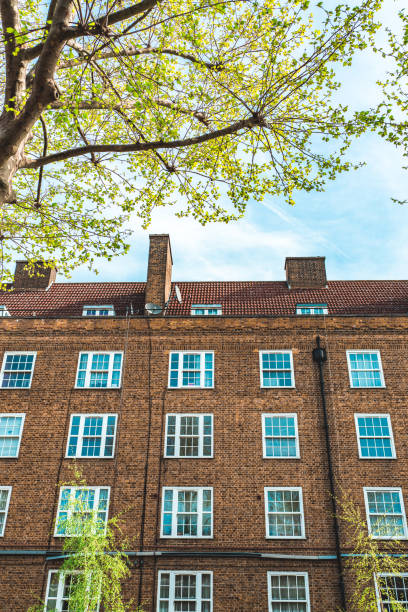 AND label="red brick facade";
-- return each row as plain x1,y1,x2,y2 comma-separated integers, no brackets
0,237,407,611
